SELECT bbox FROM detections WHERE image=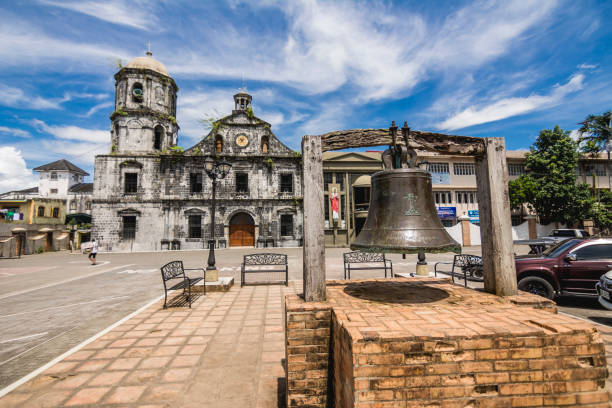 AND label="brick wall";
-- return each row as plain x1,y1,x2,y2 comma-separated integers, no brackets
335,326,609,407
285,296,332,408
285,279,610,407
